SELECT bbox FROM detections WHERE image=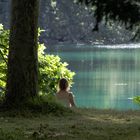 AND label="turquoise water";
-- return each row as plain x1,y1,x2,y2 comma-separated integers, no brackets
47,44,140,110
